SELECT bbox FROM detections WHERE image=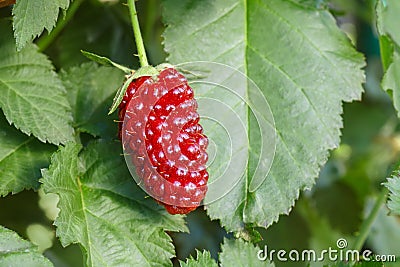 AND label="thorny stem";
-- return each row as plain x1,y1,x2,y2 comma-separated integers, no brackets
37,0,84,52
352,188,388,251
127,0,149,67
